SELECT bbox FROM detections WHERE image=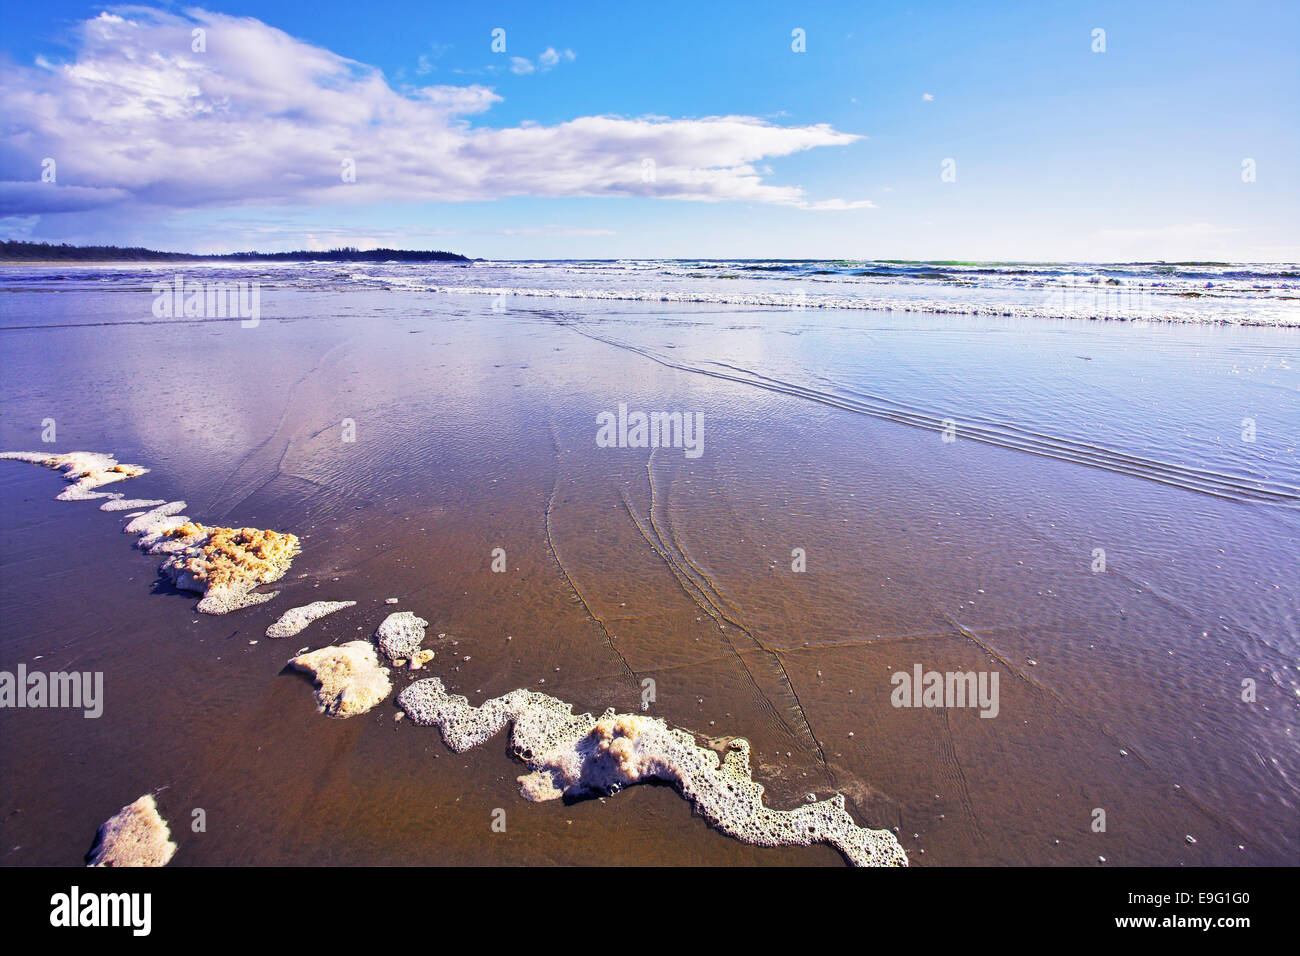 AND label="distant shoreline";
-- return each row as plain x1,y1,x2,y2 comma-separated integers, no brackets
0,241,471,264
